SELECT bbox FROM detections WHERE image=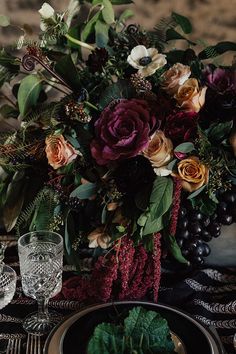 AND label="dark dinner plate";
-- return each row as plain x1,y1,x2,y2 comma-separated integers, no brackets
44,301,223,354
